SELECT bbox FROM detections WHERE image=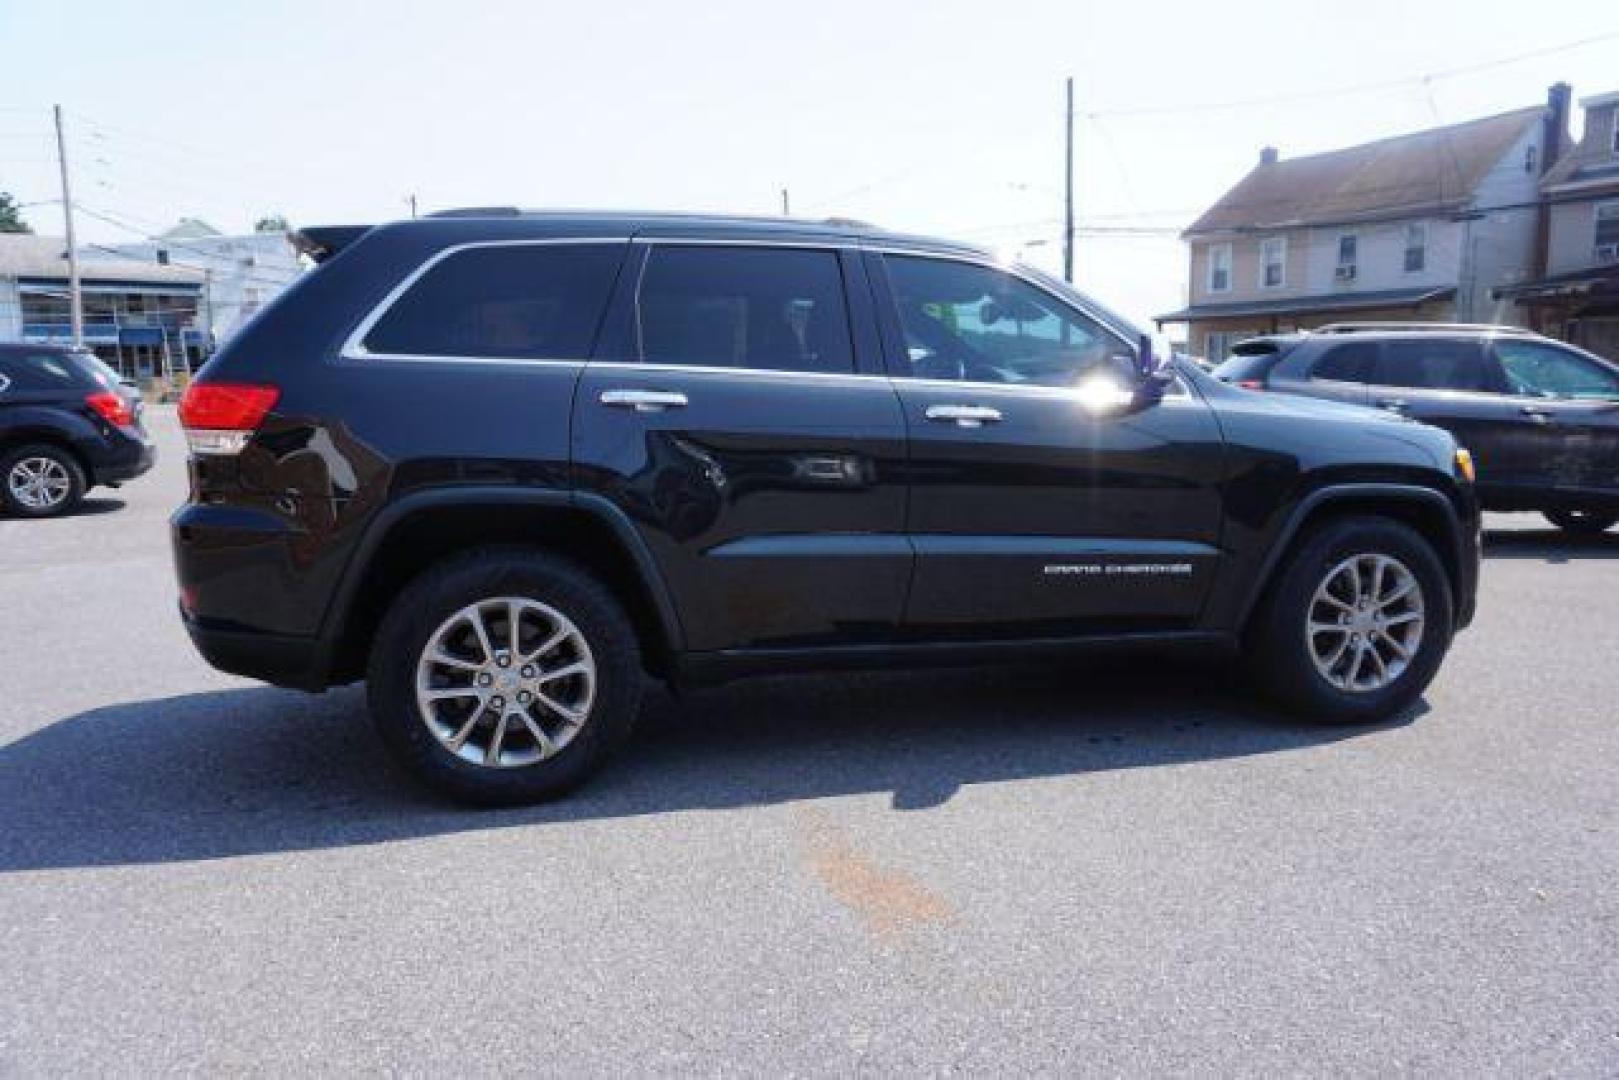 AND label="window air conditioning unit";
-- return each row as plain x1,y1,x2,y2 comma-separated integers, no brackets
1597,244,1619,265
1335,264,1357,281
